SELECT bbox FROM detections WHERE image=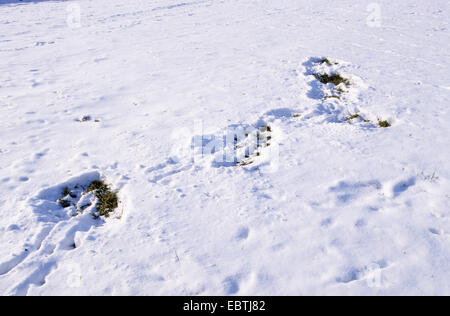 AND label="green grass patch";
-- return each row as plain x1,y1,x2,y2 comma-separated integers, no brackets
318,58,339,65
62,186,71,197
314,73,350,86
259,125,271,132
58,199,71,208
87,180,119,218
324,95,341,100
236,125,272,167
236,160,254,167
77,115,92,122
57,179,119,218
378,120,391,128
346,114,361,121
61,186,77,198
319,58,332,66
